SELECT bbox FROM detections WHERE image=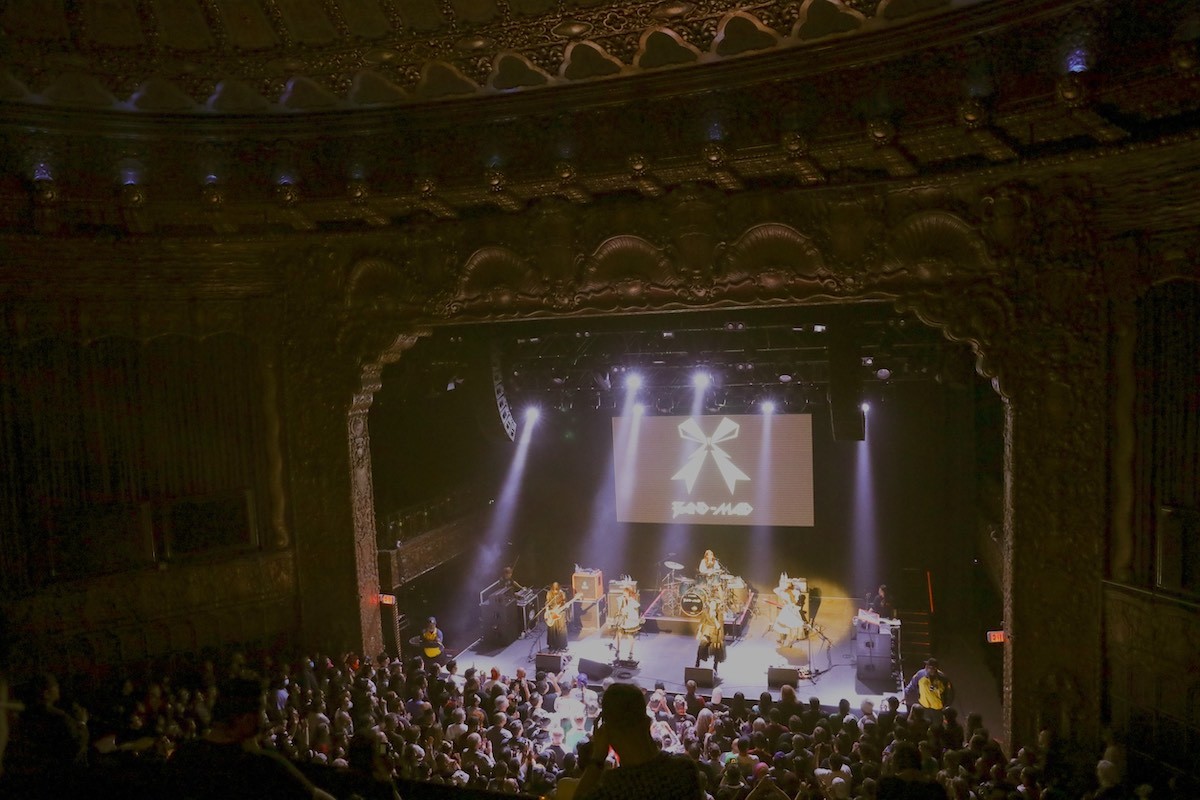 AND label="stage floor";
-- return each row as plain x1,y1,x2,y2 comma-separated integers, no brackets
454,593,908,708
